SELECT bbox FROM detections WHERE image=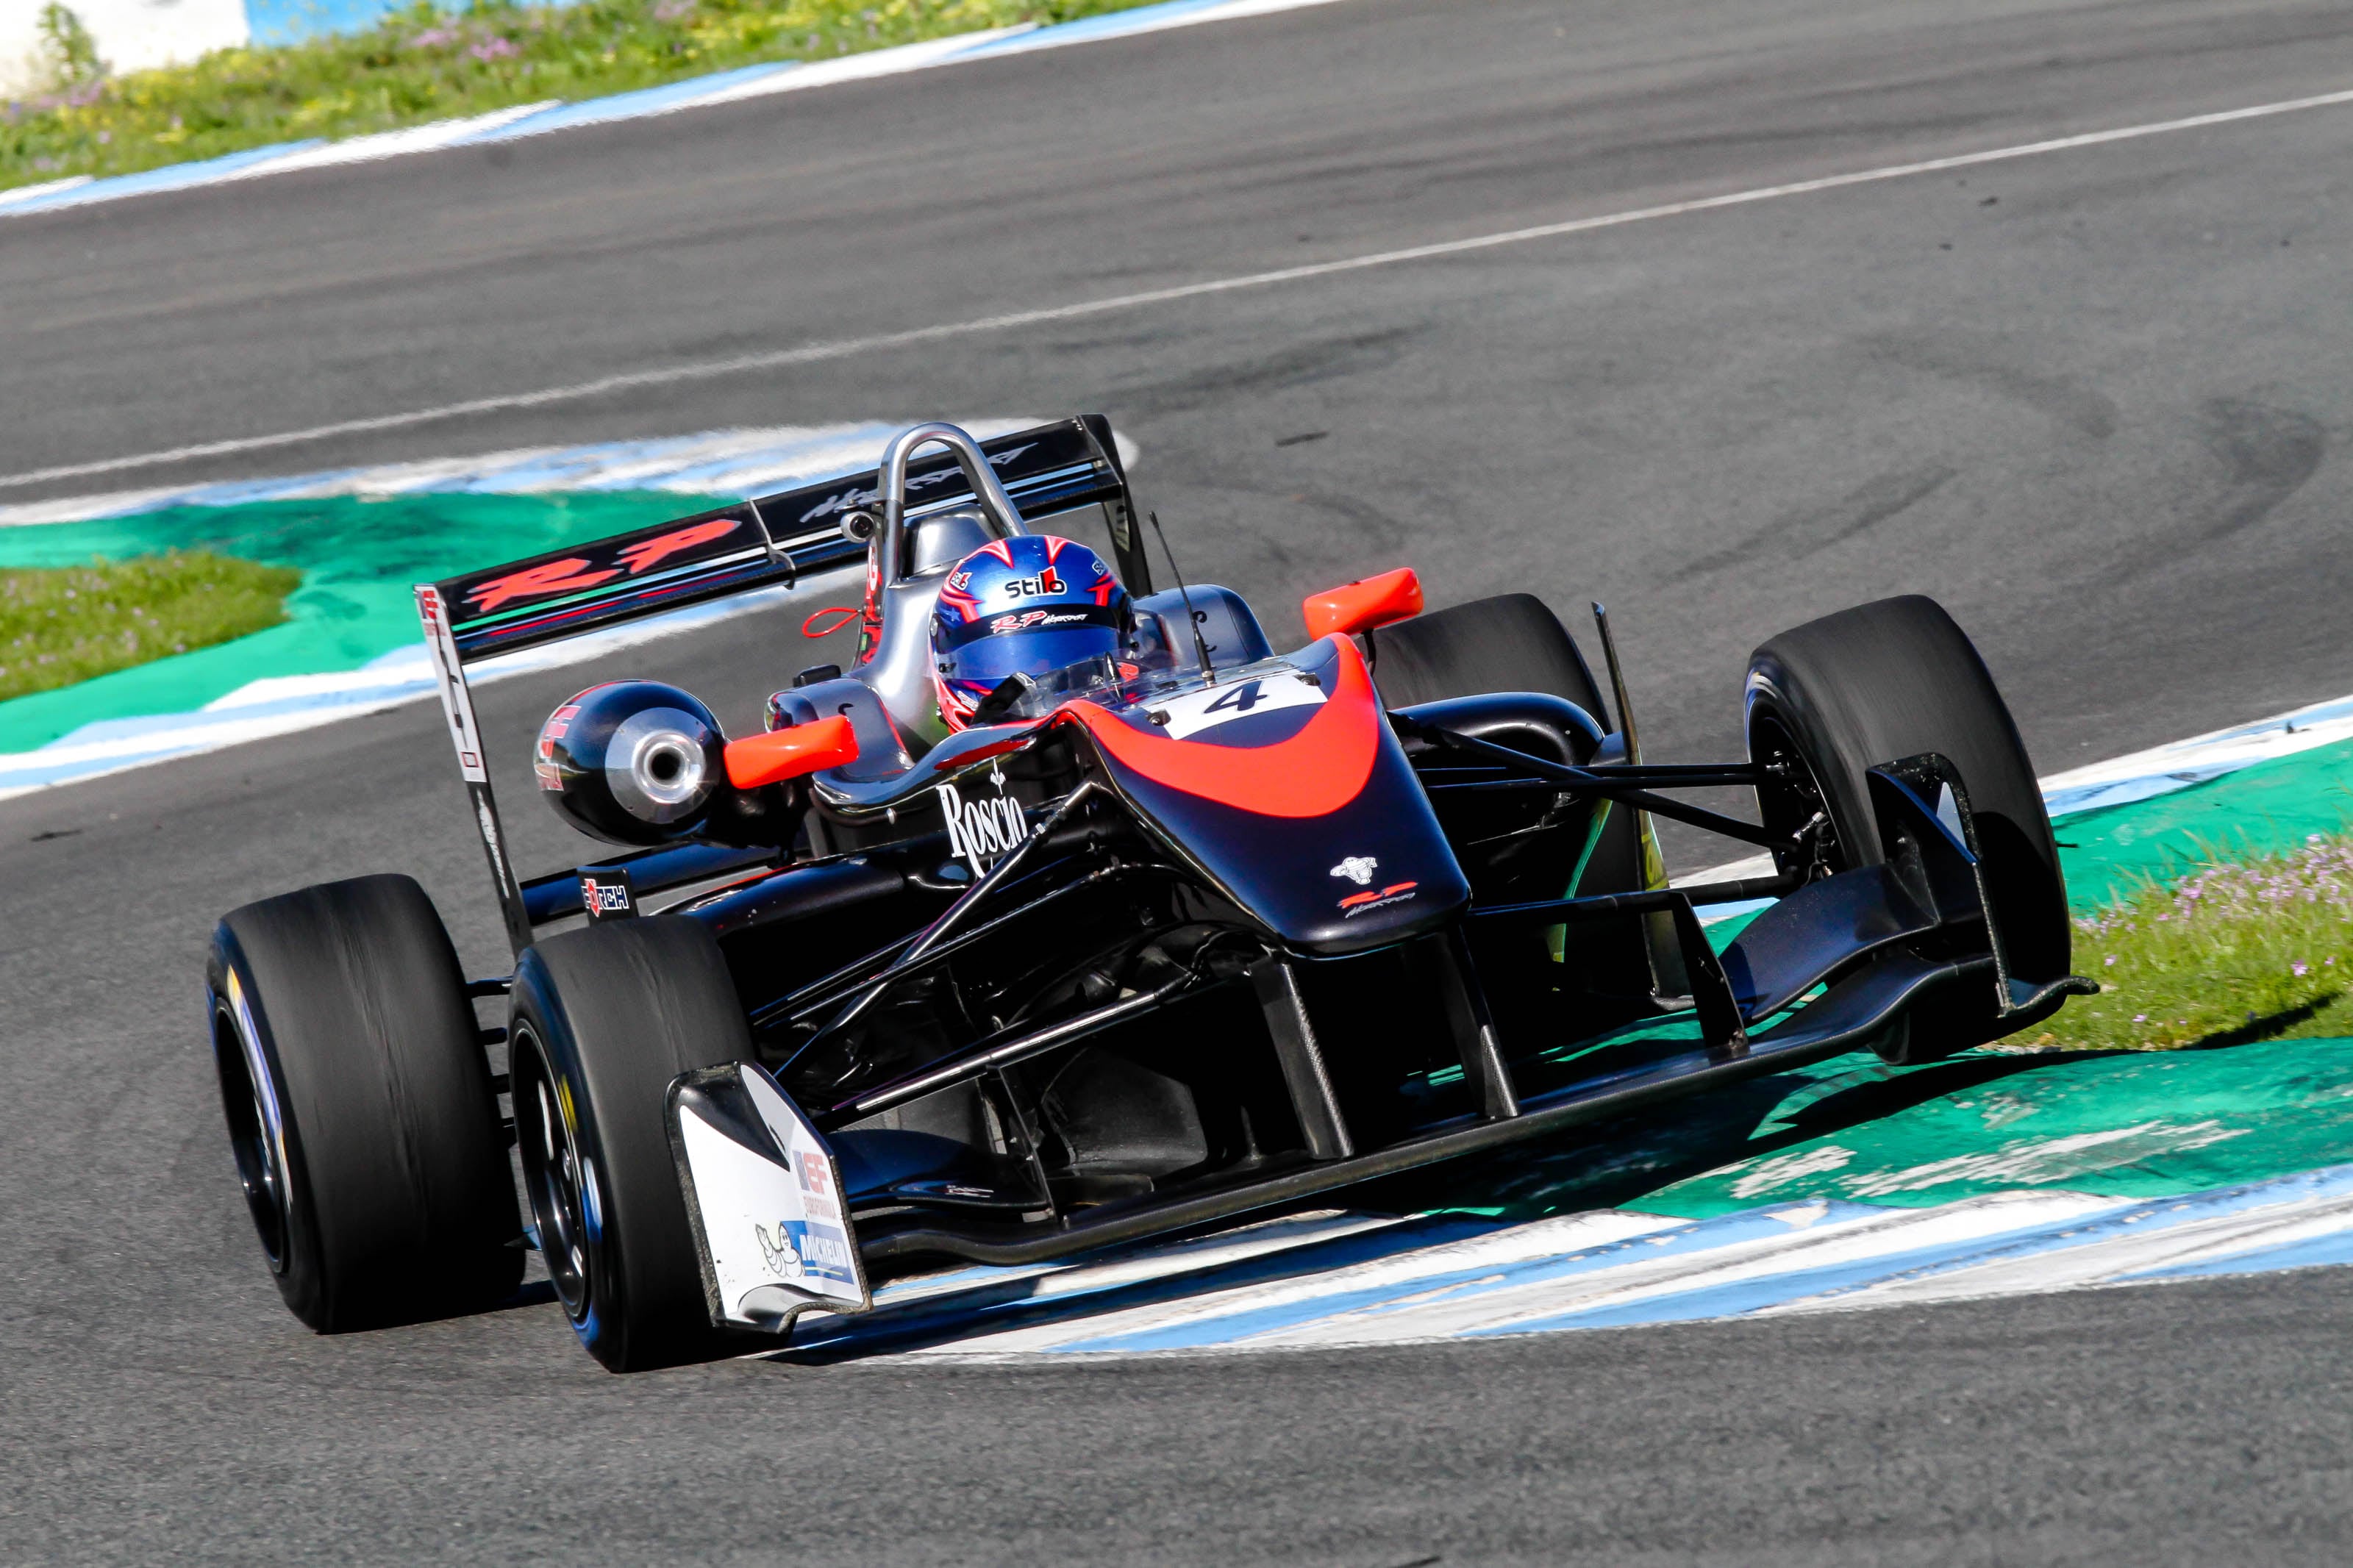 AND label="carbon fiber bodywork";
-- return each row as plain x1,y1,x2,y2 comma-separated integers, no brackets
421,418,2092,1296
